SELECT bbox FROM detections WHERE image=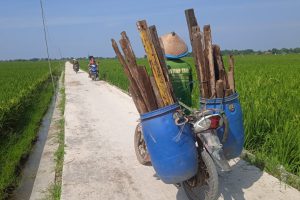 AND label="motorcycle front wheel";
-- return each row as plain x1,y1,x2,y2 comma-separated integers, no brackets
134,123,151,165
183,150,219,200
